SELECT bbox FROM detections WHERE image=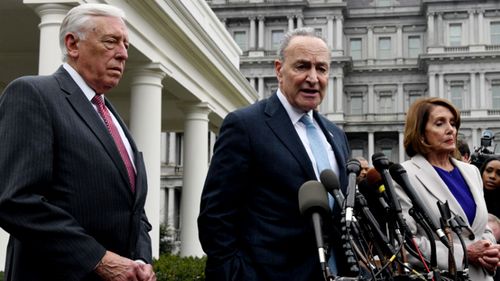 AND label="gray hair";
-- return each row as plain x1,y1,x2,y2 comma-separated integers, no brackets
59,3,126,62
277,27,329,62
